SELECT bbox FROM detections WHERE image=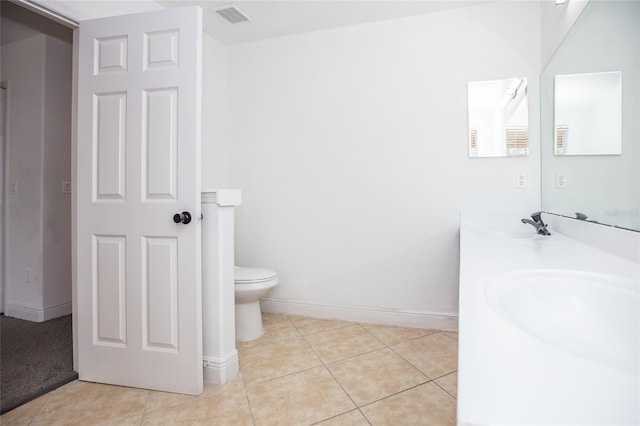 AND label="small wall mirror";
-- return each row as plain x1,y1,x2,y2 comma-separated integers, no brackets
554,71,622,155
467,78,529,158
